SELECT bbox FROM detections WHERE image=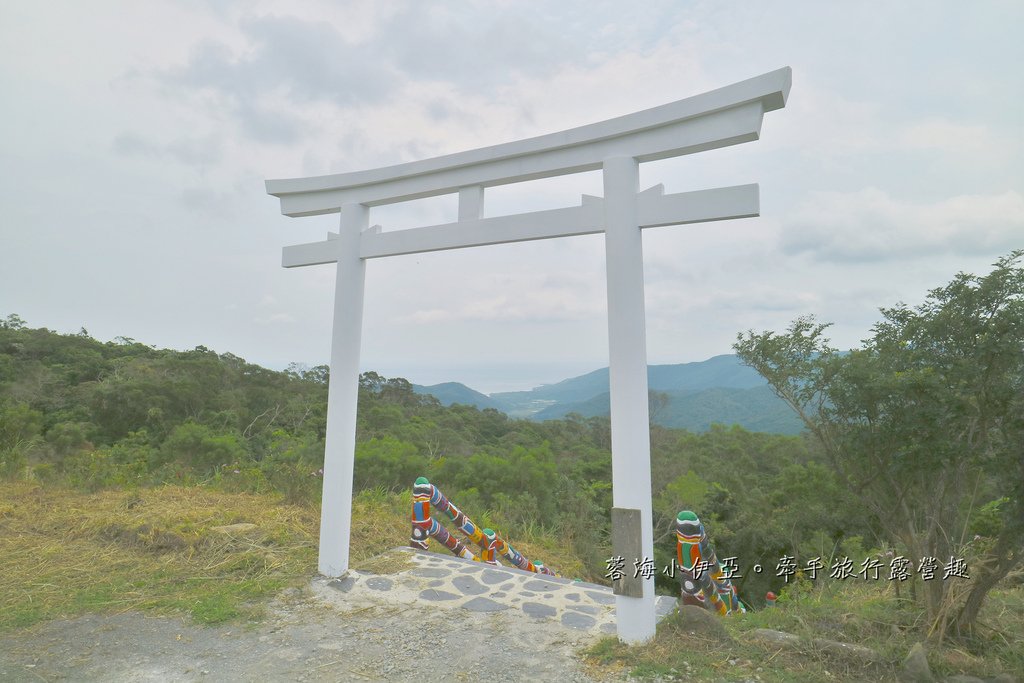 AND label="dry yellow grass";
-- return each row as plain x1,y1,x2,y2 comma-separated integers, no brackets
1,481,593,632
0,481,321,630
